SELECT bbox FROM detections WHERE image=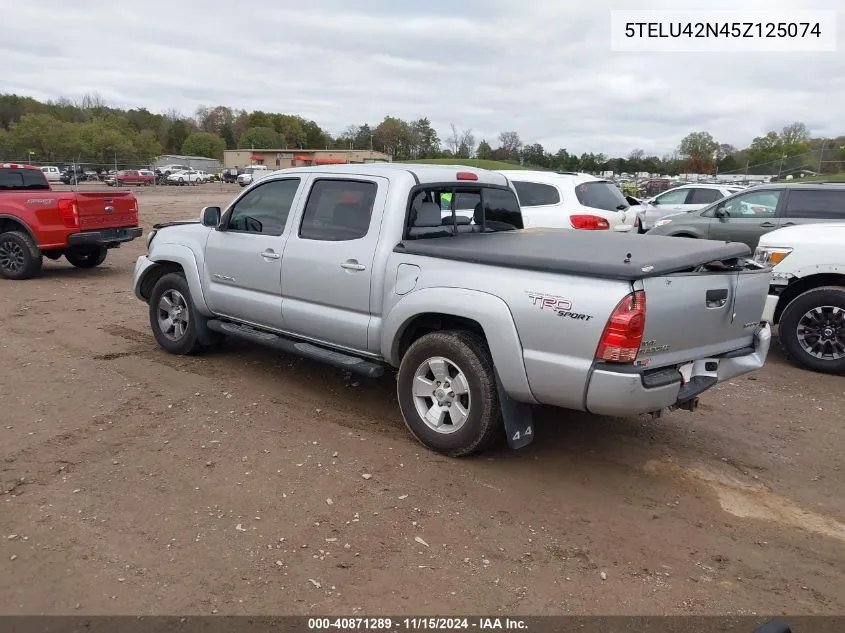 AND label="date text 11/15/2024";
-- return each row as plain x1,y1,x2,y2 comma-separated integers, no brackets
307,617,528,630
